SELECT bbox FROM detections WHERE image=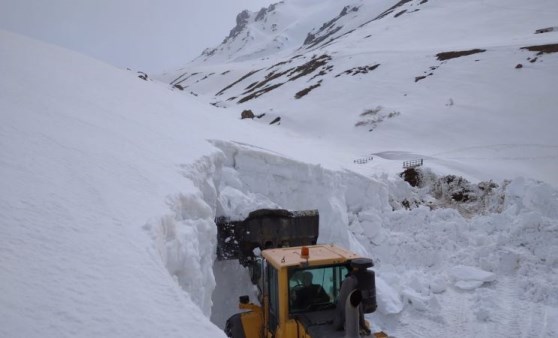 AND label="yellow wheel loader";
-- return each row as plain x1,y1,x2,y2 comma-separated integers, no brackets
216,209,388,338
